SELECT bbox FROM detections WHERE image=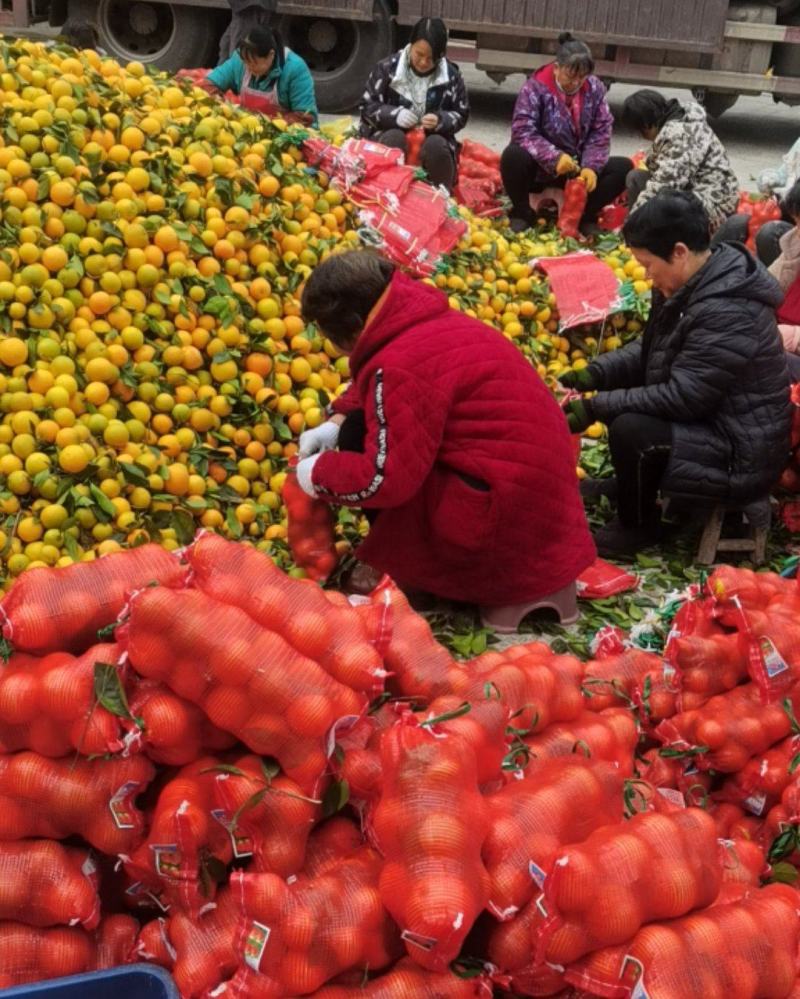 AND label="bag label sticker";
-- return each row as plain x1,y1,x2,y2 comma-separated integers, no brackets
243,920,271,972
109,780,142,830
